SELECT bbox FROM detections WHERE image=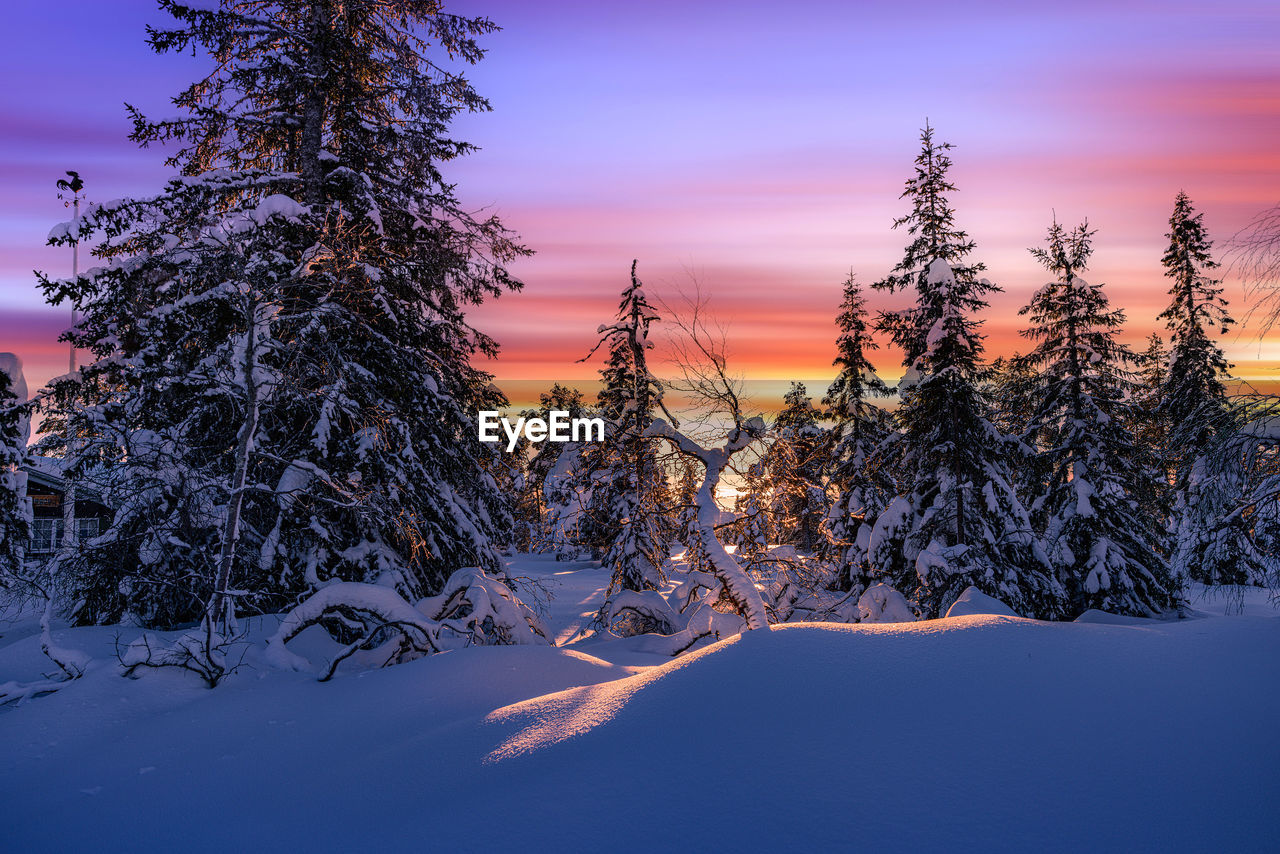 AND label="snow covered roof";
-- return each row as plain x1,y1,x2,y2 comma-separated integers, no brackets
21,456,109,507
